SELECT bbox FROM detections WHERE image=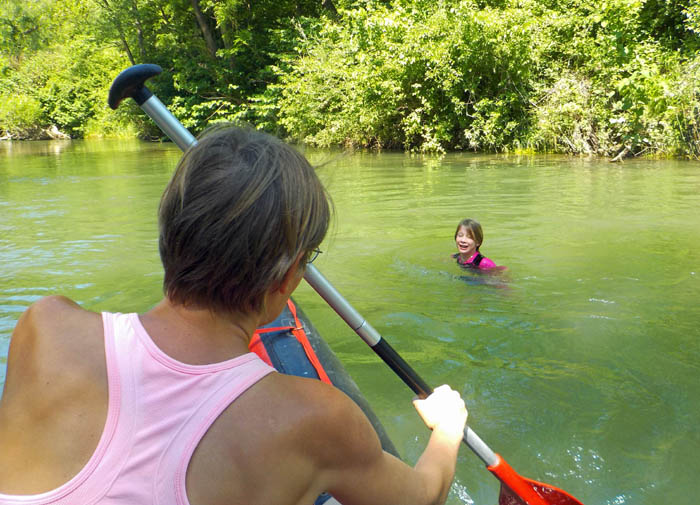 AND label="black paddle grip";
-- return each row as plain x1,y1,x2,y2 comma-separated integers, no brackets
108,64,162,110
373,339,434,398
